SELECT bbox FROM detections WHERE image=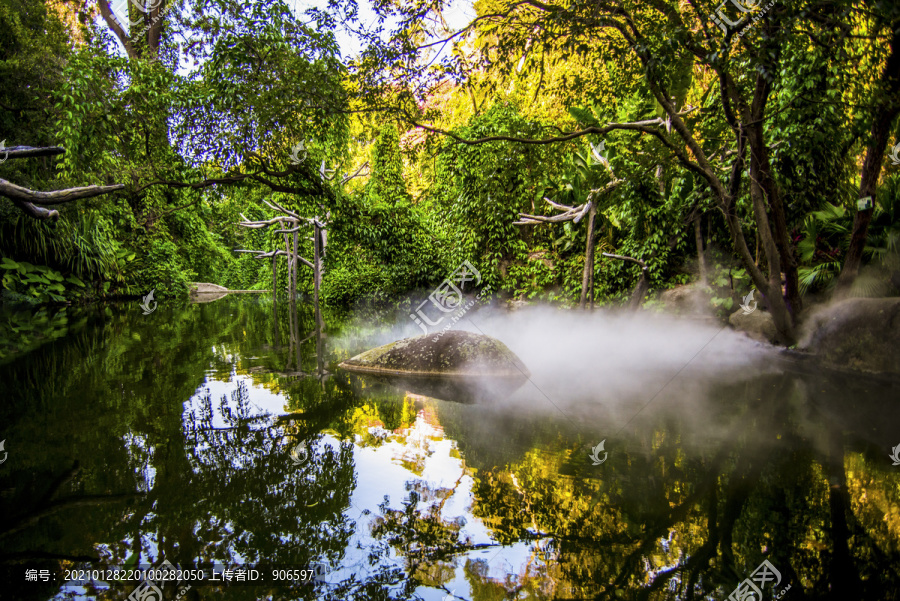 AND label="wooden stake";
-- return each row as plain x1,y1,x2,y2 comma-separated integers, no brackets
283,233,292,296
579,202,597,309
272,253,278,305
313,223,322,329
292,230,299,302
